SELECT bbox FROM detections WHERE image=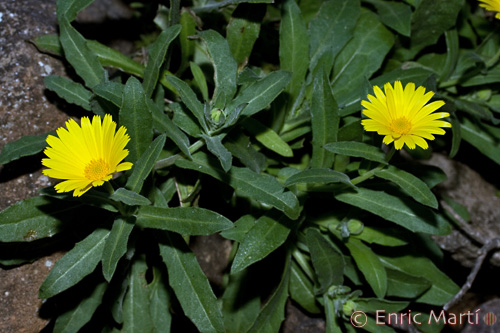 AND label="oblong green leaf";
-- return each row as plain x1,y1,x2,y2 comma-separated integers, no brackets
248,257,290,332
201,134,233,172
158,232,225,332
306,228,345,292
231,212,293,274
345,238,387,299
198,30,238,108
284,168,353,188
0,196,78,242
126,134,167,193
290,261,321,314
242,117,293,157
0,132,54,165
137,206,233,236
224,134,266,174
101,217,135,282
386,269,432,298
110,188,151,206
143,25,181,97
353,226,408,247
88,40,145,77
57,0,95,22
39,228,110,298
227,70,292,117
280,0,308,102
120,76,153,163
366,0,411,37
227,4,263,64
190,62,209,102
310,69,339,168
166,75,208,132
375,165,438,208
380,254,459,305
460,116,500,166
324,141,387,164
58,16,106,88
148,268,172,332
175,152,300,219
122,257,153,332
335,188,451,235
332,10,393,108
44,76,92,110
53,281,107,333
